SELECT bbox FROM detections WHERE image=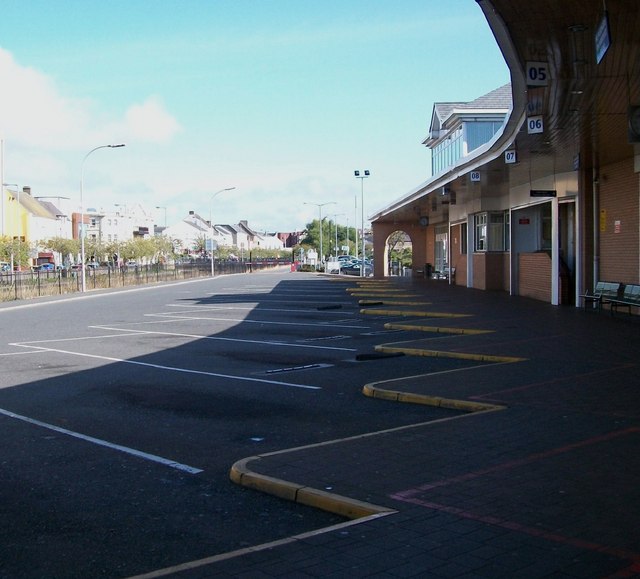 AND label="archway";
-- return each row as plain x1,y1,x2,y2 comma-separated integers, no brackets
384,229,413,277
371,220,428,278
